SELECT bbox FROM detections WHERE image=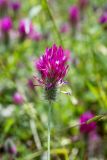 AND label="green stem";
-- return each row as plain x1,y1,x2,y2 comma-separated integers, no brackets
42,0,63,46
48,103,51,160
